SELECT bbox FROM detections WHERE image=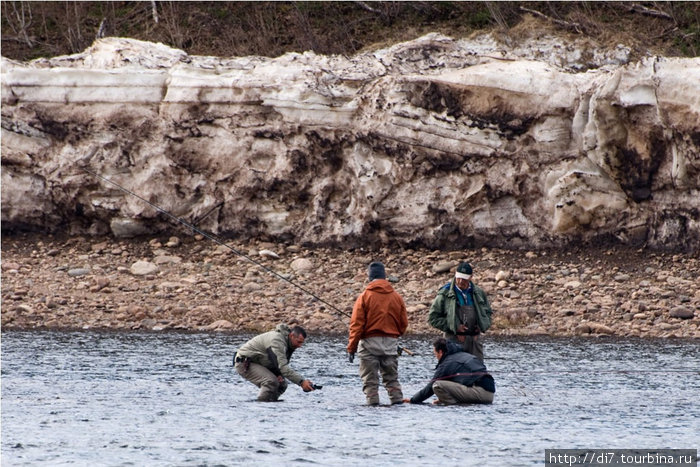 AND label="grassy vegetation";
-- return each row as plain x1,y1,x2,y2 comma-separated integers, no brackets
1,1,699,61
